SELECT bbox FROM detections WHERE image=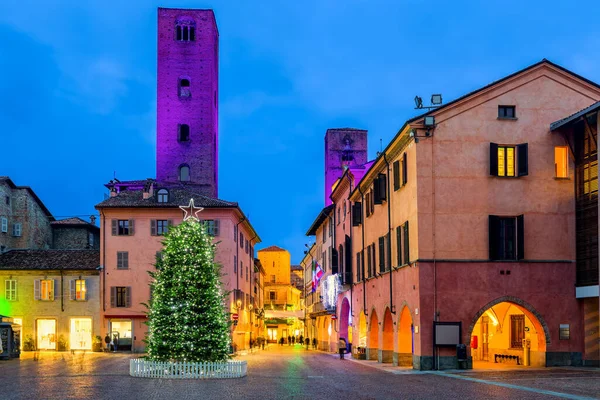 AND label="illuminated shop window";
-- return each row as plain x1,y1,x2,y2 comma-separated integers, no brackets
555,146,568,178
